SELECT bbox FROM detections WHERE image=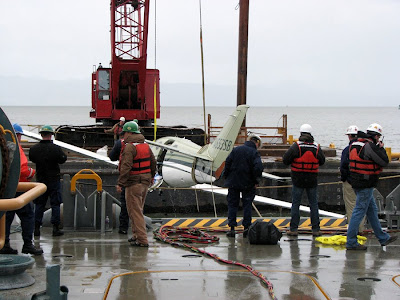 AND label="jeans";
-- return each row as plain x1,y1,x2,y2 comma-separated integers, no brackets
227,188,256,228
34,180,62,225
290,185,320,232
346,187,389,247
